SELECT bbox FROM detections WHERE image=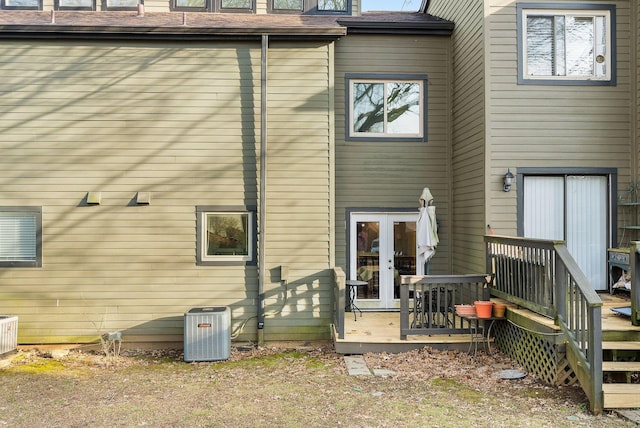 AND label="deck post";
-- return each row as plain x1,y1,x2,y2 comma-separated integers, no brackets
630,242,640,326
332,268,346,339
